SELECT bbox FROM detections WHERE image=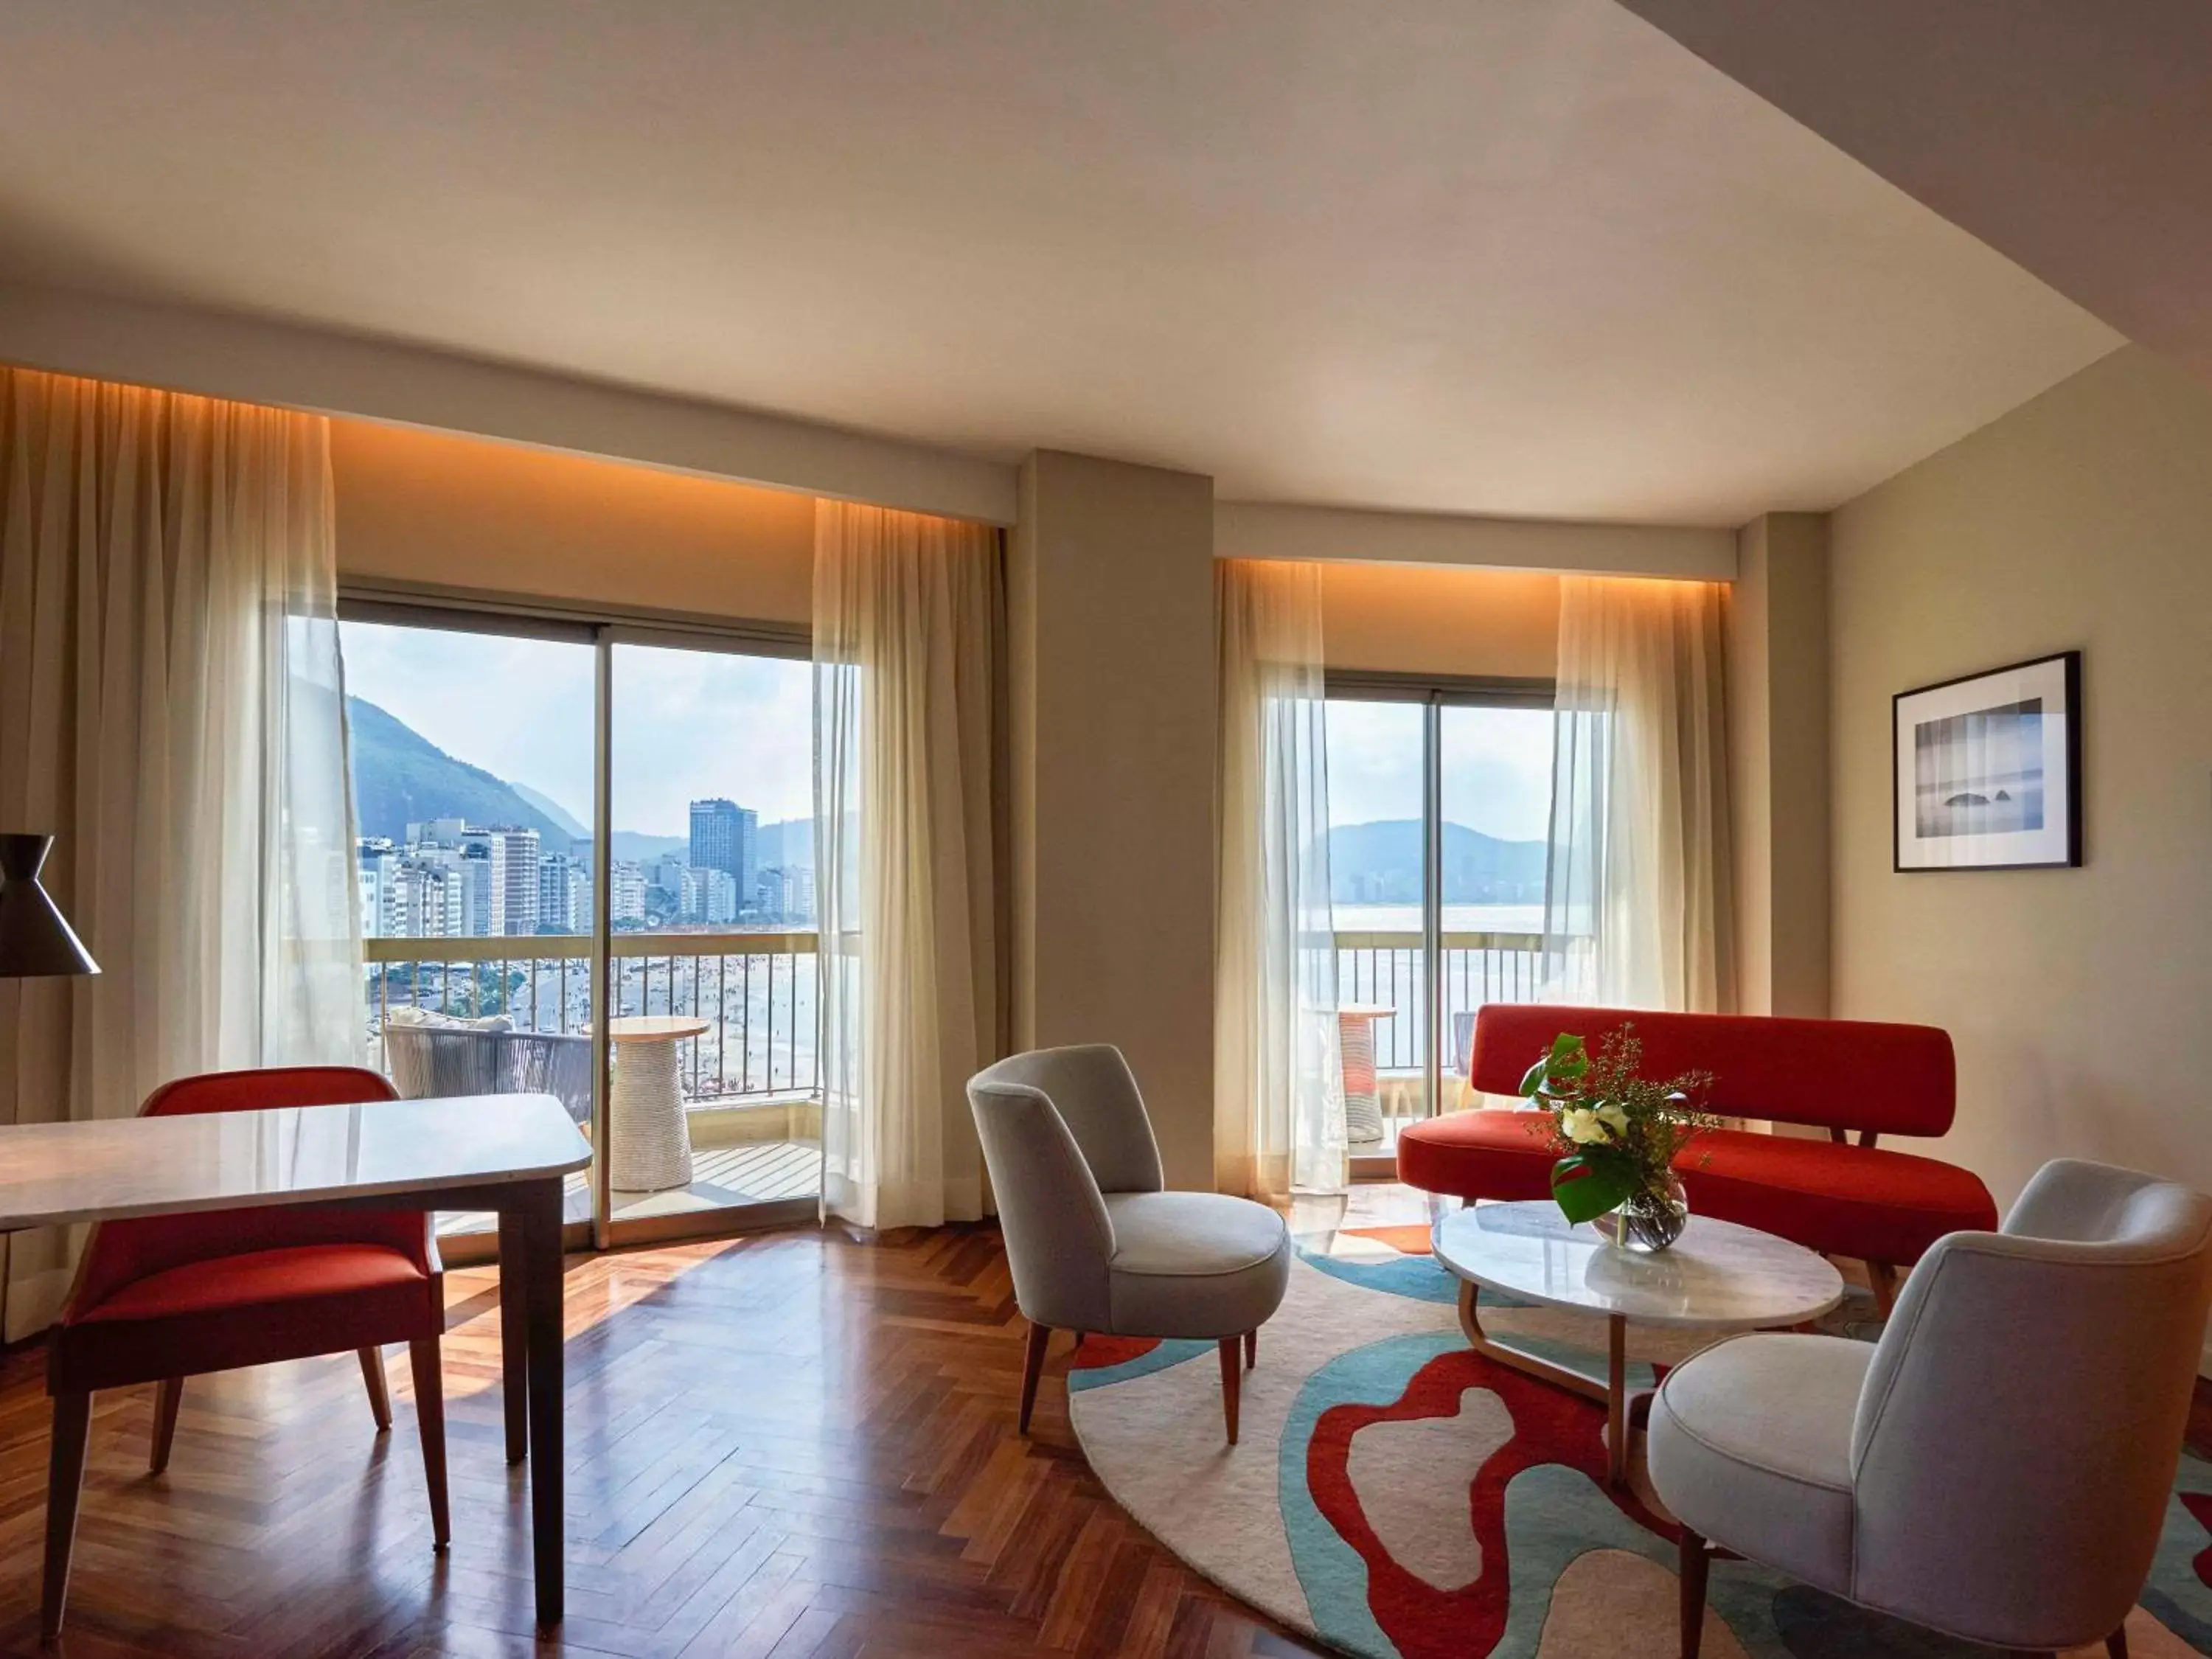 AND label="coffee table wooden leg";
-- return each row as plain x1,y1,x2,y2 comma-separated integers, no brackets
1606,1314,1627,1486
1455,1280,1608,1403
